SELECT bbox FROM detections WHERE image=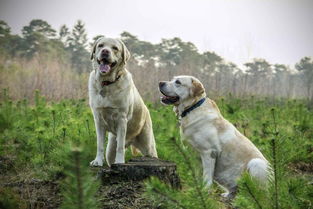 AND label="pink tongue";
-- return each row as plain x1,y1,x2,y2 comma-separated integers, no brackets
100,64,111,73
